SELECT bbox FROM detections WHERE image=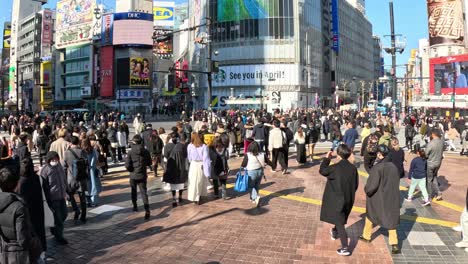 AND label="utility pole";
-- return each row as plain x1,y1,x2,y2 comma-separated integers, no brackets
389,0,397,103
15,60,19,113
206,17,213,113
